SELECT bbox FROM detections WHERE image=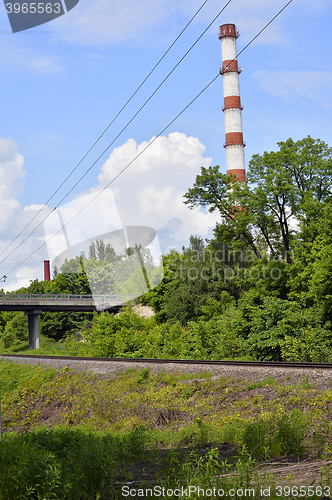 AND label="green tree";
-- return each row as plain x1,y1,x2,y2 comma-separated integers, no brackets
40,257,92,341
288,203,332,326
185,137,332,266
83,259,115,294
50,257,91,294
144,236,238,325
15,279,49,295
246,136,332,263
141,251,181,323
88,240,118,262
0,312,28,348
41,311,91,340
184,166,262,259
